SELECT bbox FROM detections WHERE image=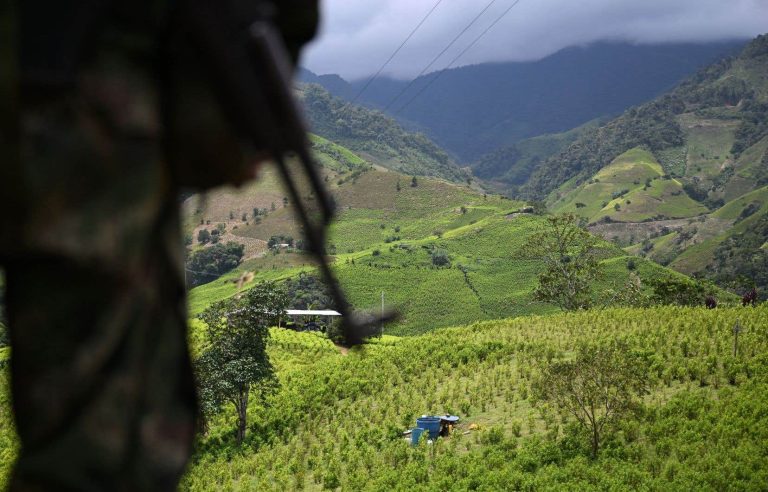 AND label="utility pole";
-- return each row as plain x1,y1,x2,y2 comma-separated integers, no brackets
733,319,742,357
